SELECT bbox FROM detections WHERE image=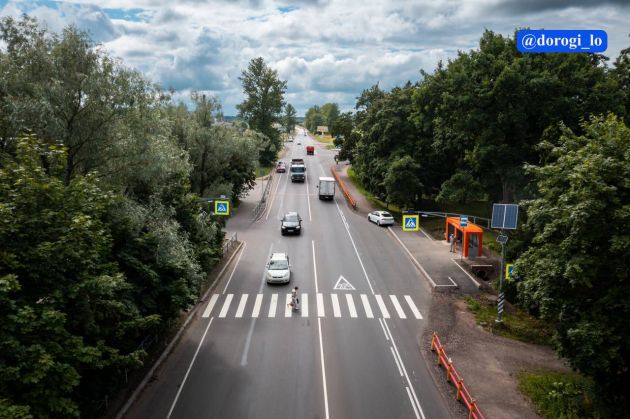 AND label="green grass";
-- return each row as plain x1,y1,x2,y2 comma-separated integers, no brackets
465,295,553,346
309,132,334,143
326,144,337,150
346,167,403,215
518,371,608,418
256,166,273,177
